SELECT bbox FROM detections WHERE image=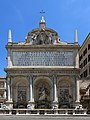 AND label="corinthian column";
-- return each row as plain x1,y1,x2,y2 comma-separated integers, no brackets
29,76,34,102
53,77,58,102
52,76,58,109
28,76,34,109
